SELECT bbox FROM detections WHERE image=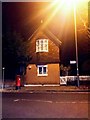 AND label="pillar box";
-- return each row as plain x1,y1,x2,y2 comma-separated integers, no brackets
16,75,21,90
